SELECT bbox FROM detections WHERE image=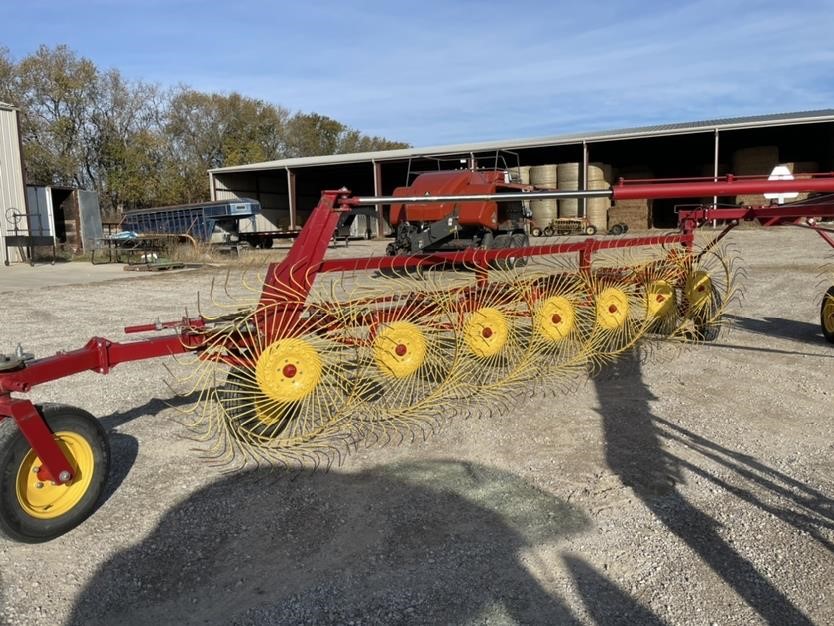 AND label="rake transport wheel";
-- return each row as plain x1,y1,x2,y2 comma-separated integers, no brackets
822,286,834,344
0,404,110,543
